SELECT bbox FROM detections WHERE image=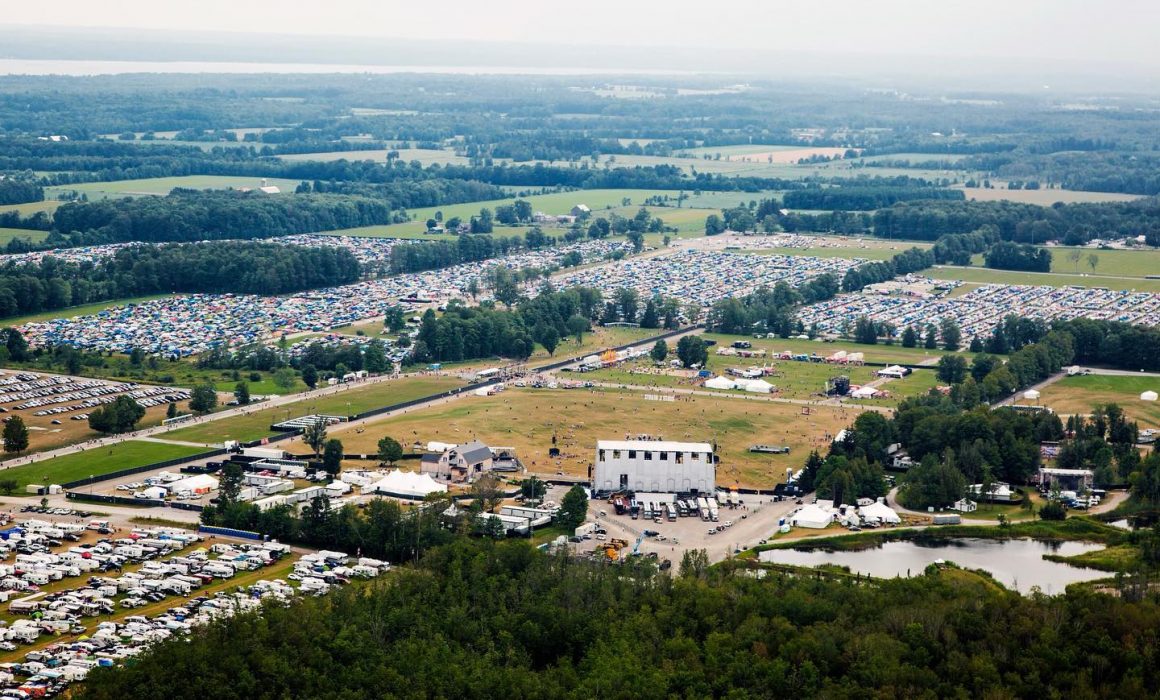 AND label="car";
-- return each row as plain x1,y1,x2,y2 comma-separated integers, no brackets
707,528,717,535
642,529,659,537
